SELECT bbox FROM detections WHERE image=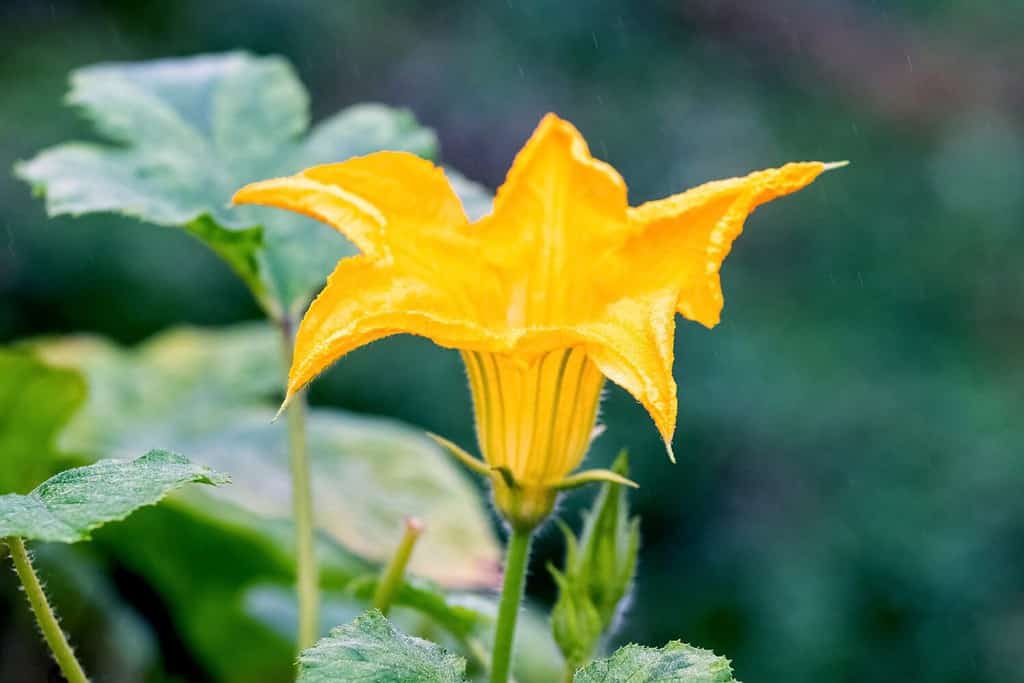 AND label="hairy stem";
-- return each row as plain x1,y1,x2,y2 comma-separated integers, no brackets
490,527,533,683
372,518,424,615
280,318,319,651
6,537,89,683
